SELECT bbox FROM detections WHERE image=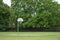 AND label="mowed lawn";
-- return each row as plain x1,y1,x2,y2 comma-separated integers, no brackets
0,32,60,40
